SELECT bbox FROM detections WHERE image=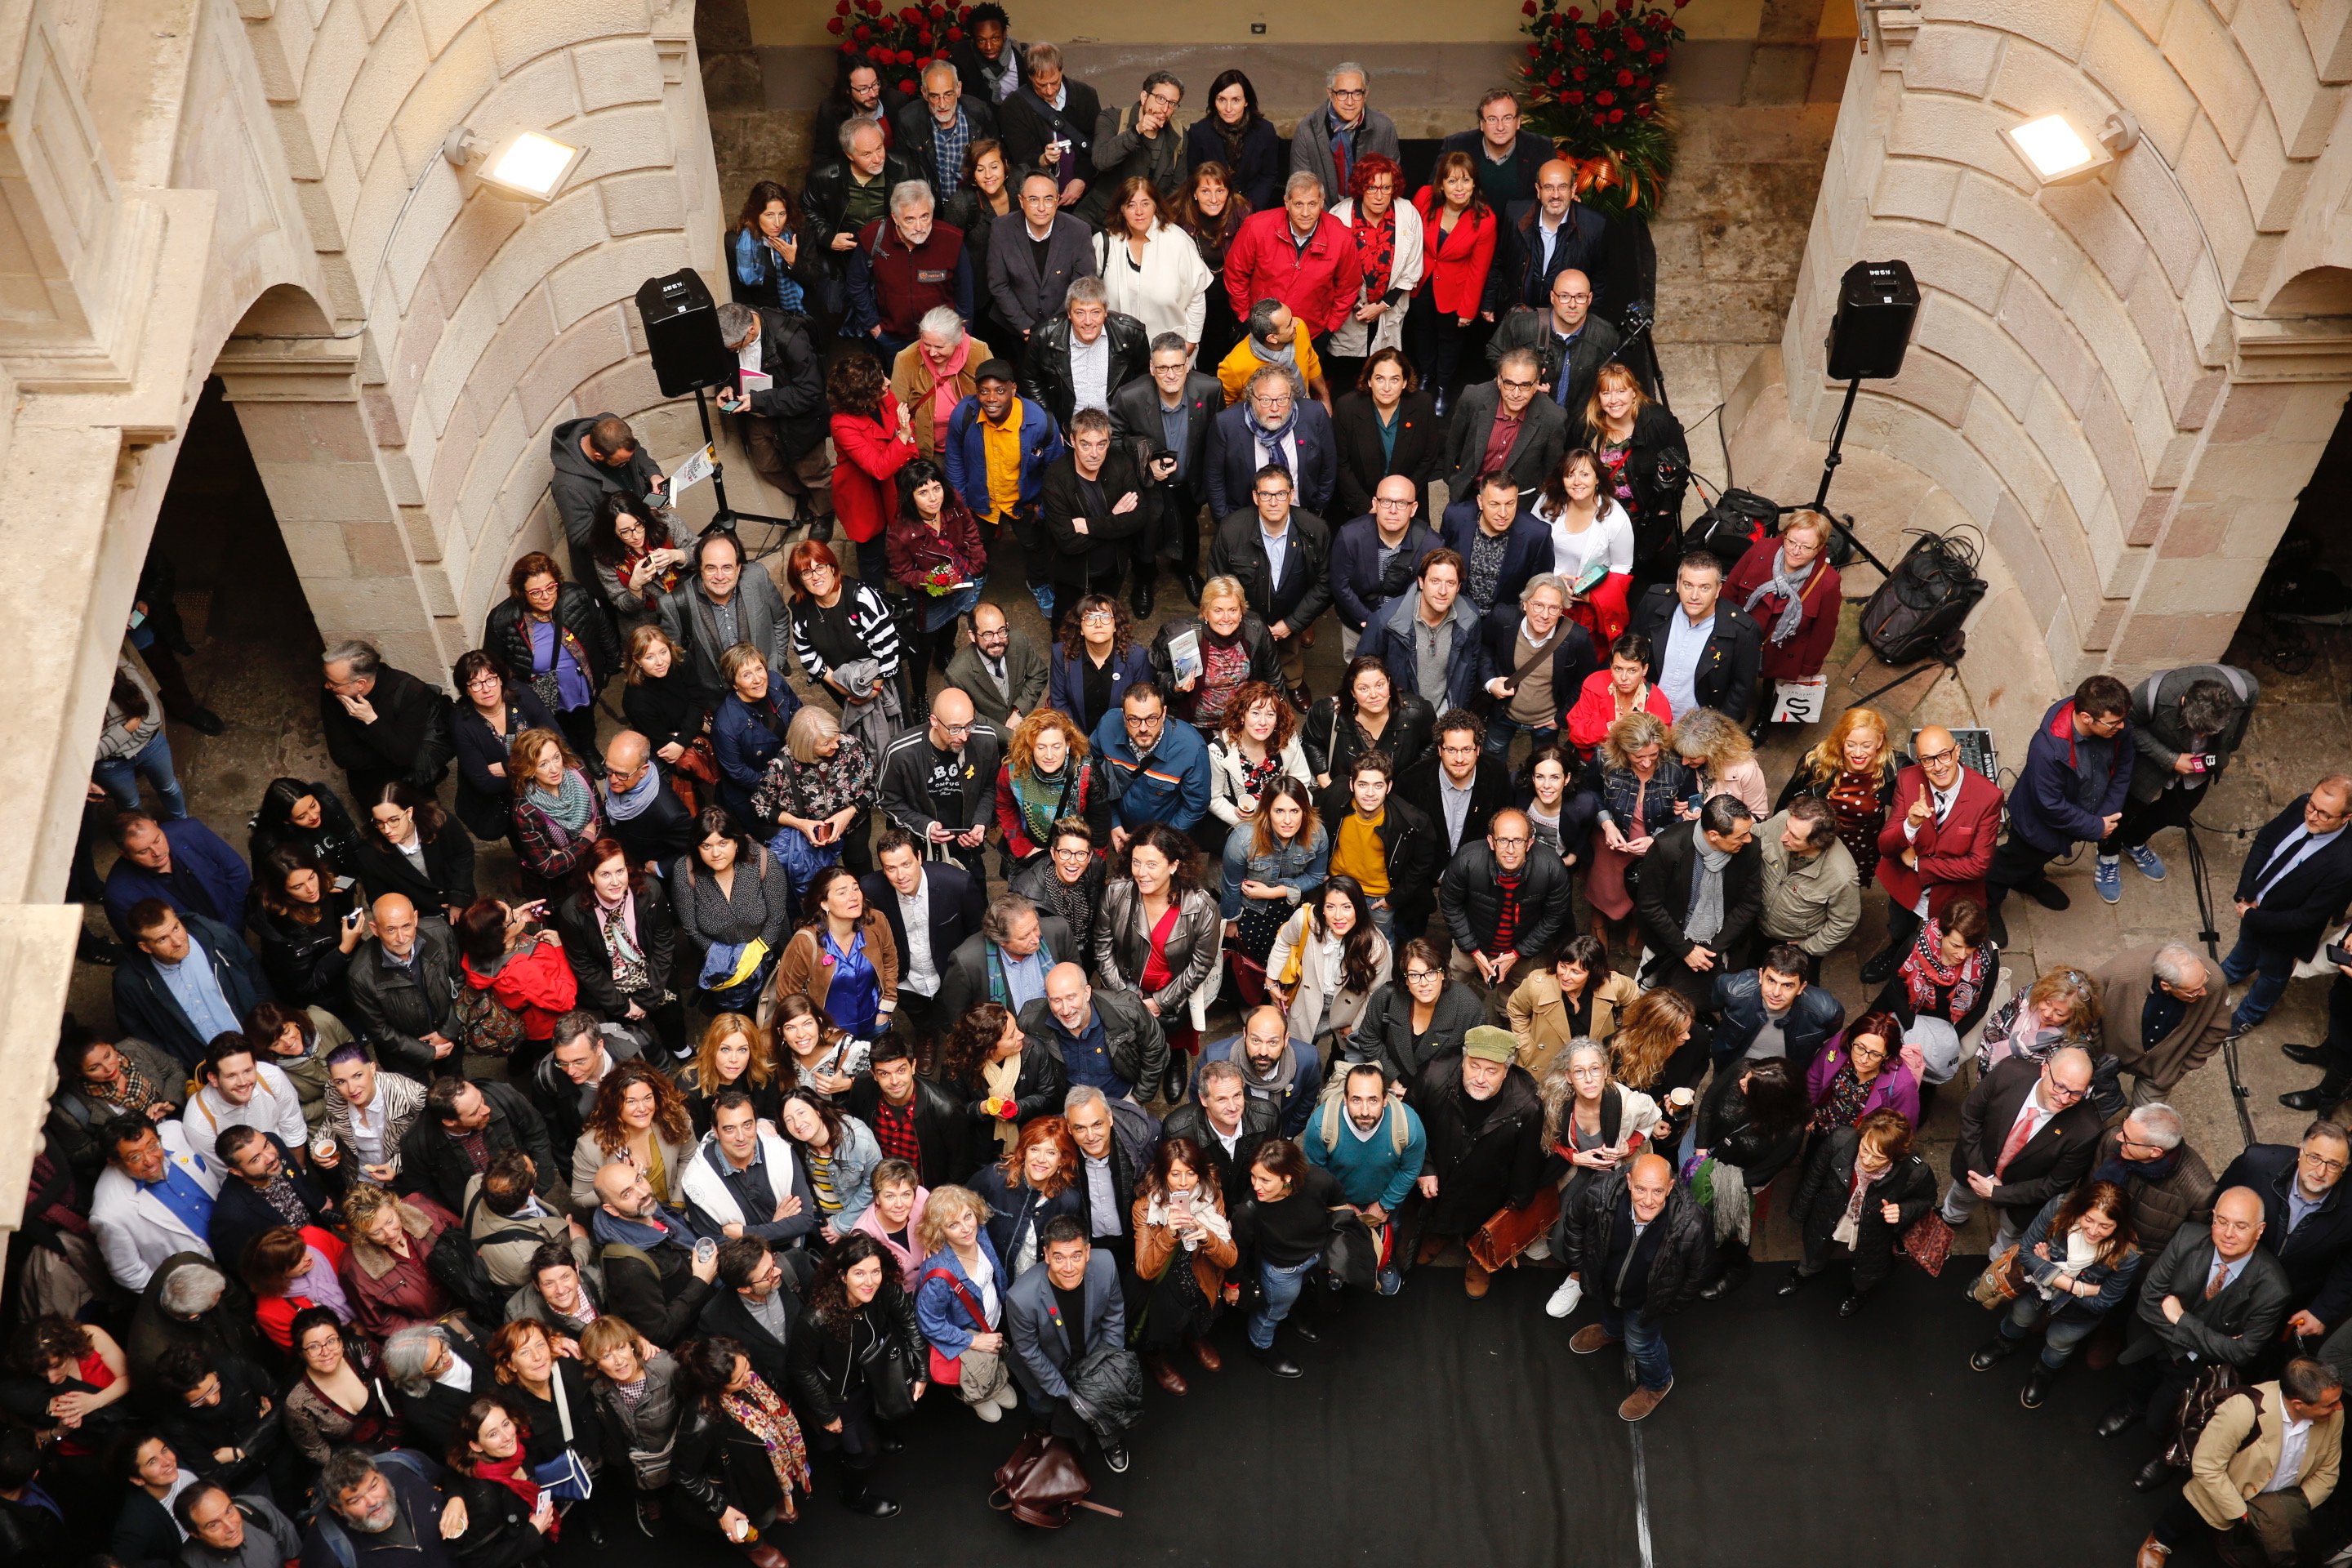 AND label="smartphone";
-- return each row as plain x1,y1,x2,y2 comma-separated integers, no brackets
2328,942,2352,969
341,908,363,929
332,875,356,892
